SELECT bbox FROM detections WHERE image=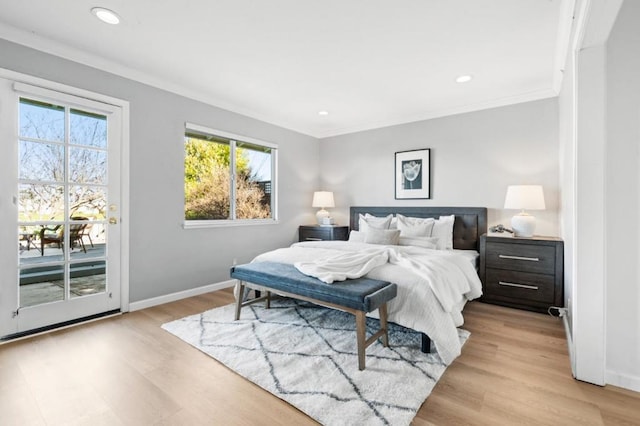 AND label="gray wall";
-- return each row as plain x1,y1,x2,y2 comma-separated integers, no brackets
605,0,640,387
0,39,319,302
319,98,560,237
